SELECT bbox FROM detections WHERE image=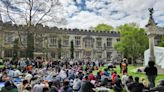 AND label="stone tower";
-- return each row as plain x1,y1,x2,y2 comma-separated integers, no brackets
146,8,157,62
